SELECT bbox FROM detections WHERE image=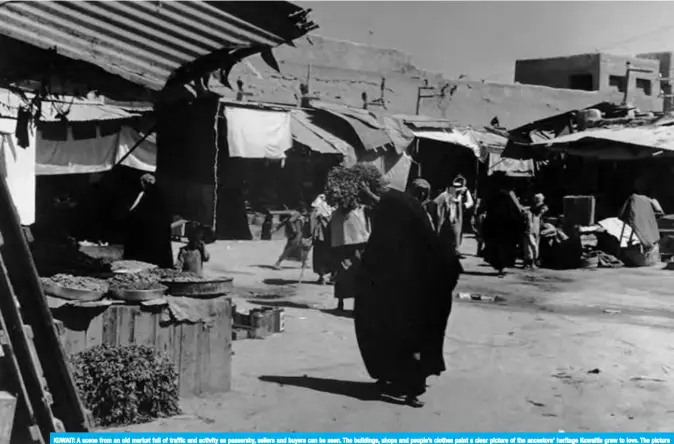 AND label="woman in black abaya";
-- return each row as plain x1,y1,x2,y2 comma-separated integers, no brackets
354,181,462,408
123,174,174,268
